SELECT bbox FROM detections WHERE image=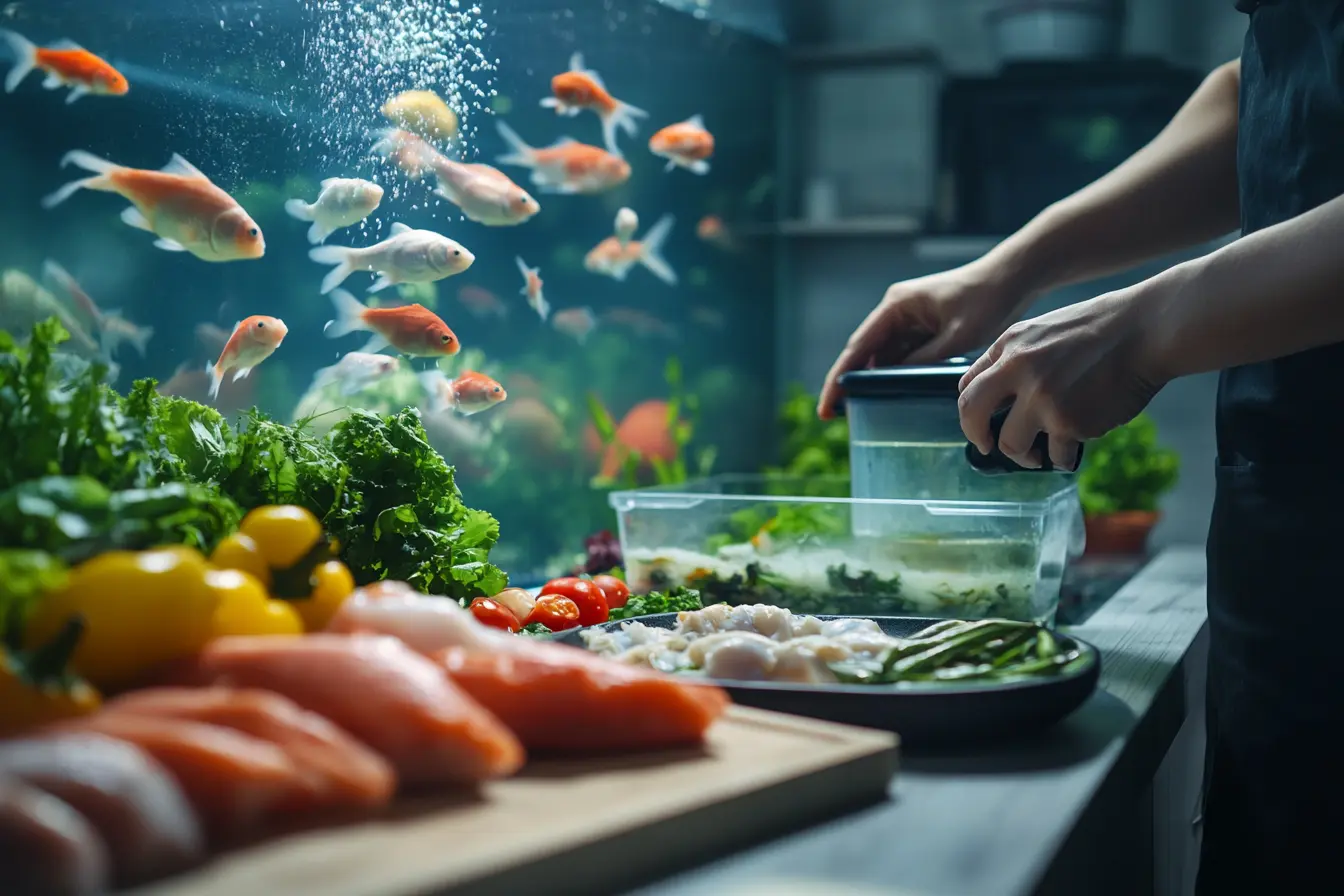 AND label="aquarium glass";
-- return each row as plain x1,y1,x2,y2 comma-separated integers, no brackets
0,0,781,585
